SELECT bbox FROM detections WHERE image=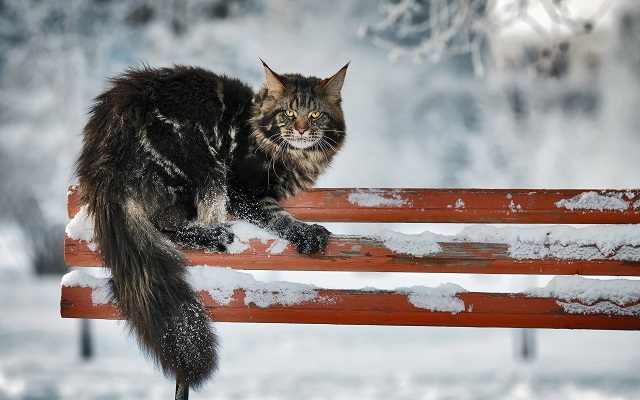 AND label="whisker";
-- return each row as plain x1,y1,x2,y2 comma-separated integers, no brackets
317,130,347,134
322,136,340,146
